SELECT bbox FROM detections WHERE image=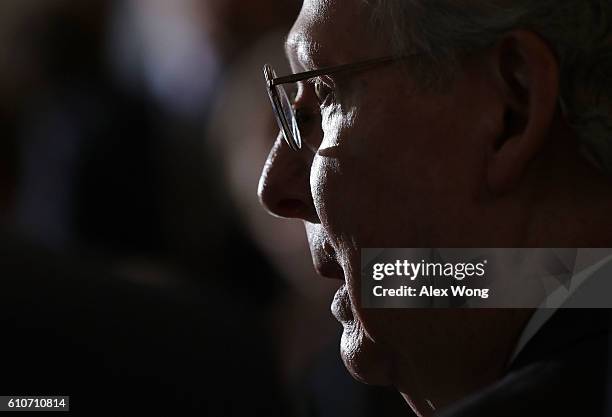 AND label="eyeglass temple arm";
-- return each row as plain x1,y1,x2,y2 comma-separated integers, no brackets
269,56,406,87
